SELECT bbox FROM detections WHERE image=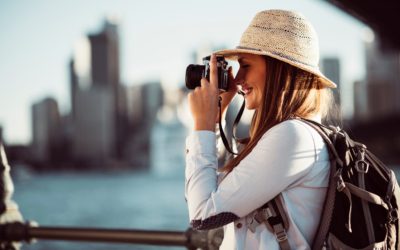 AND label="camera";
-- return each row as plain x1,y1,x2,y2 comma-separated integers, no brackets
185,55,229,92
